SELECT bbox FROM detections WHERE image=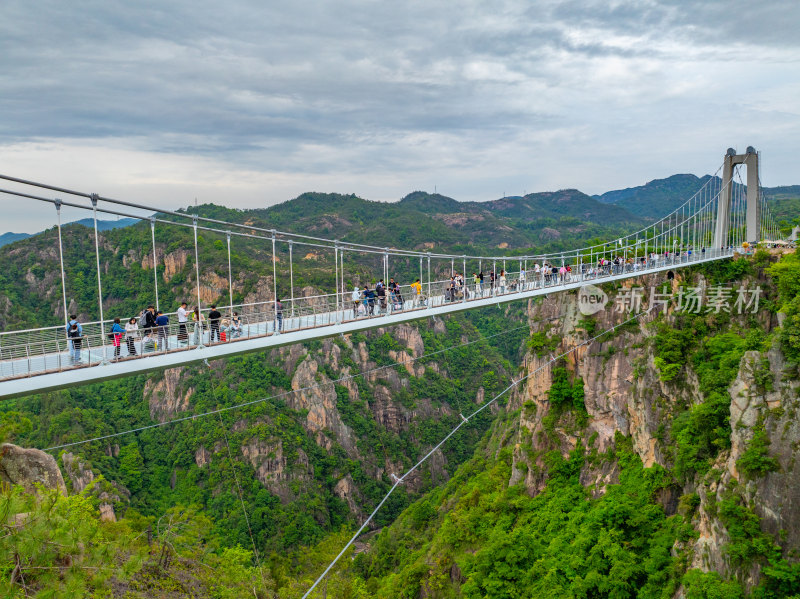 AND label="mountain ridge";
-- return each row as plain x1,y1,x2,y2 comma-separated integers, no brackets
0,217,139,247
